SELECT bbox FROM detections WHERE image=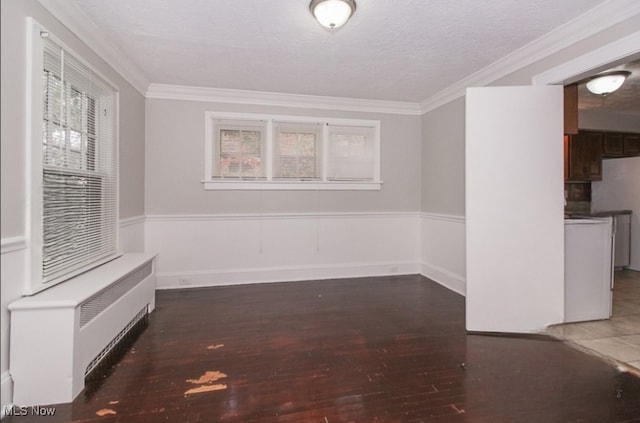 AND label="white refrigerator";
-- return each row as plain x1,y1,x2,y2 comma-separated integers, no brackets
564,217,614,323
